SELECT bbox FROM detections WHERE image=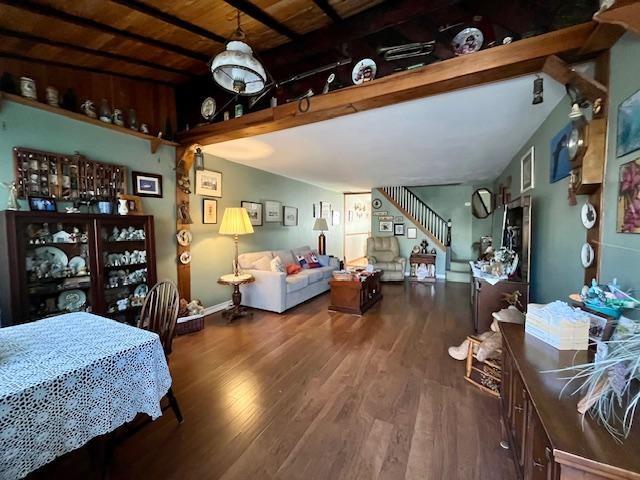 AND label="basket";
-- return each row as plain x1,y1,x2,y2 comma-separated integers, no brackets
332,271,354,281
176,314,204,335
